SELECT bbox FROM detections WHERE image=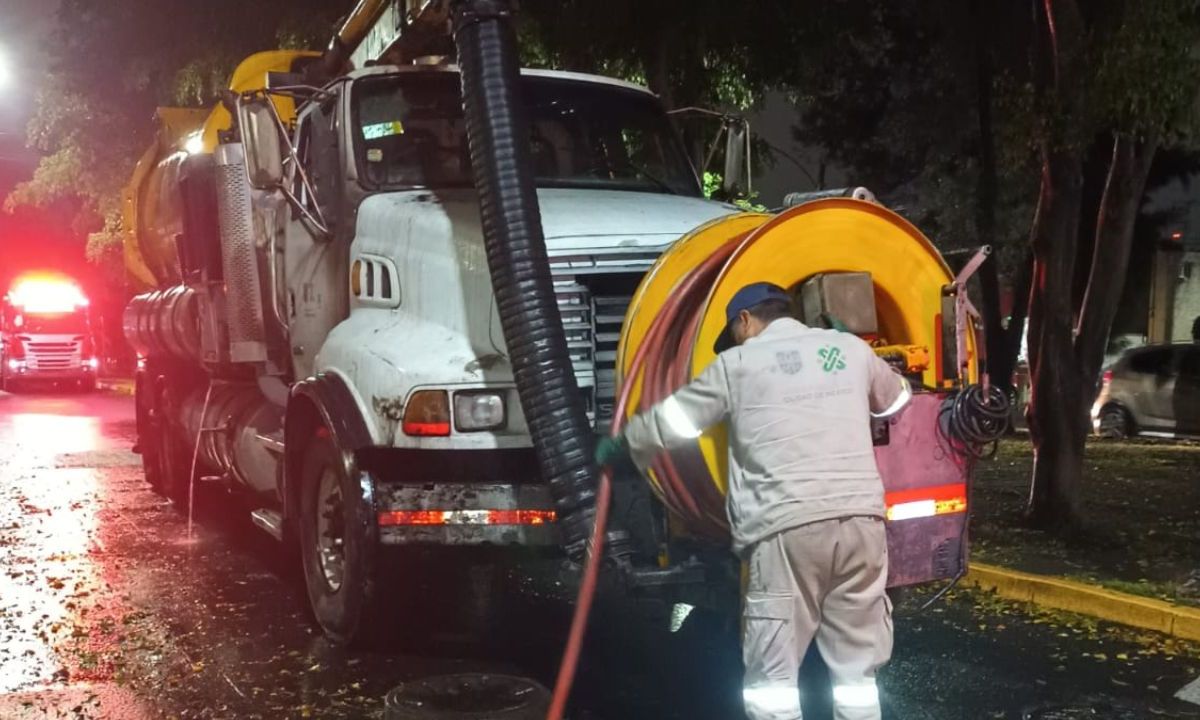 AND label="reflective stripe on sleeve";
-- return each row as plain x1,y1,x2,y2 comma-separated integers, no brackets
662,396,702,439
871,377,912,419
832,680,880,708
